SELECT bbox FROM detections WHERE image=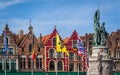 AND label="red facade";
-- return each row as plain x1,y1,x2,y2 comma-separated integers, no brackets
44,27,69,72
